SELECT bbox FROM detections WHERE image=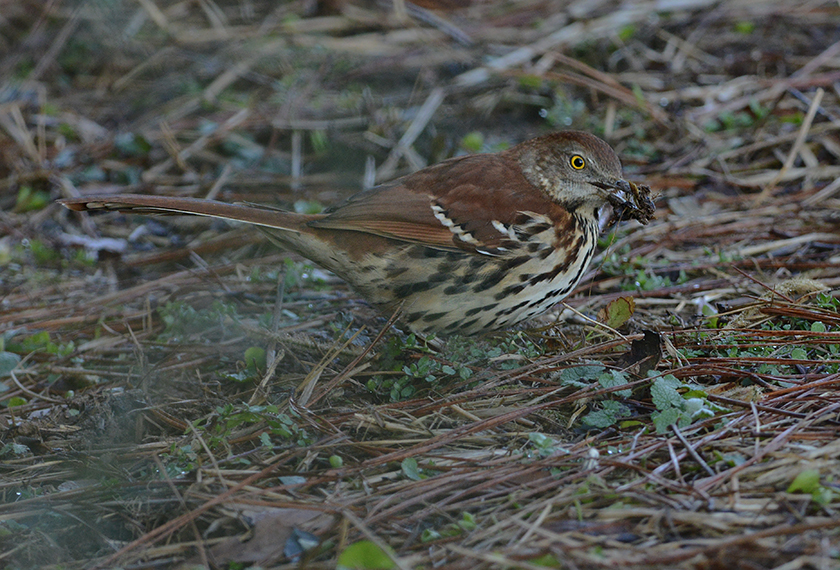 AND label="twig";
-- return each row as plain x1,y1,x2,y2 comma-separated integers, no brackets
756,87,825,201
801,176,840,207
10,359,64,405
671,424,715,477
376,87,445,181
